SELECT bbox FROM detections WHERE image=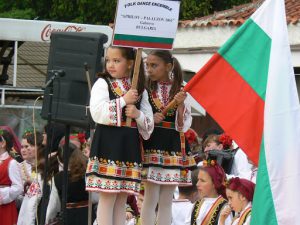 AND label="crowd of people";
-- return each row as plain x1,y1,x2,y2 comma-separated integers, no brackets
0,47,256,225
